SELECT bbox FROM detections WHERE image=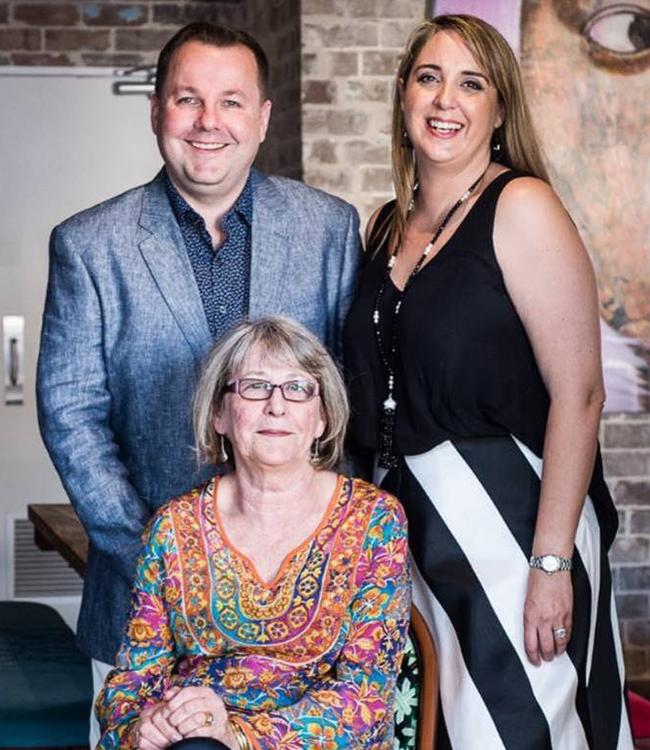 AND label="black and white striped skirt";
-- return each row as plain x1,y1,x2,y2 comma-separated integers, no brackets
378,435,632,749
